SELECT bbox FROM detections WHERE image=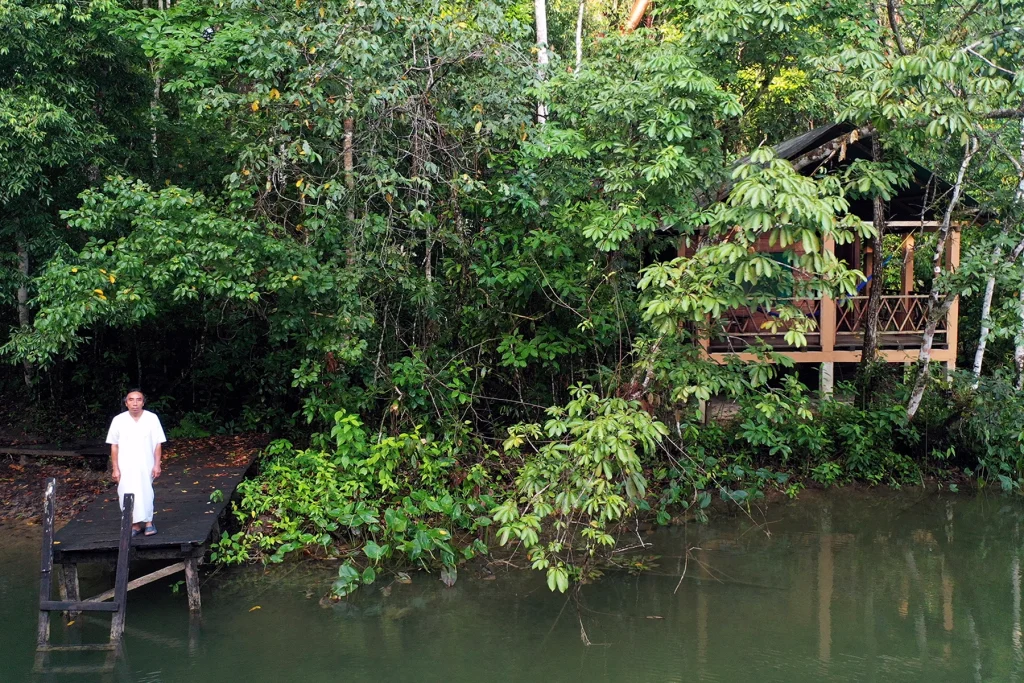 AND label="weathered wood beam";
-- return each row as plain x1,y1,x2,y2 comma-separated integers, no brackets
790,125,875,174
37,479,56,649
40,600,120,613
85,562,186,603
